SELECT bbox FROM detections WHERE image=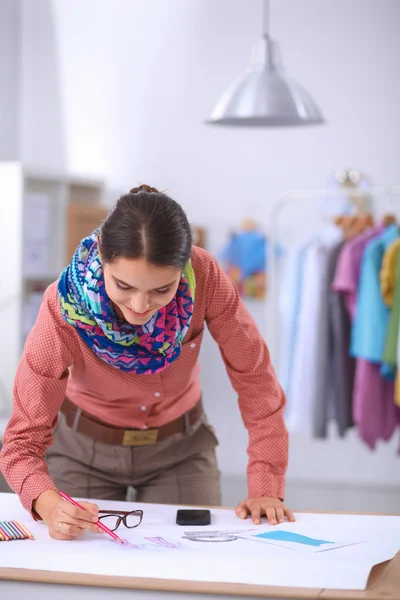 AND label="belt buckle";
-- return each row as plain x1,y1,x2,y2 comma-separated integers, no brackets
122,428,158,446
